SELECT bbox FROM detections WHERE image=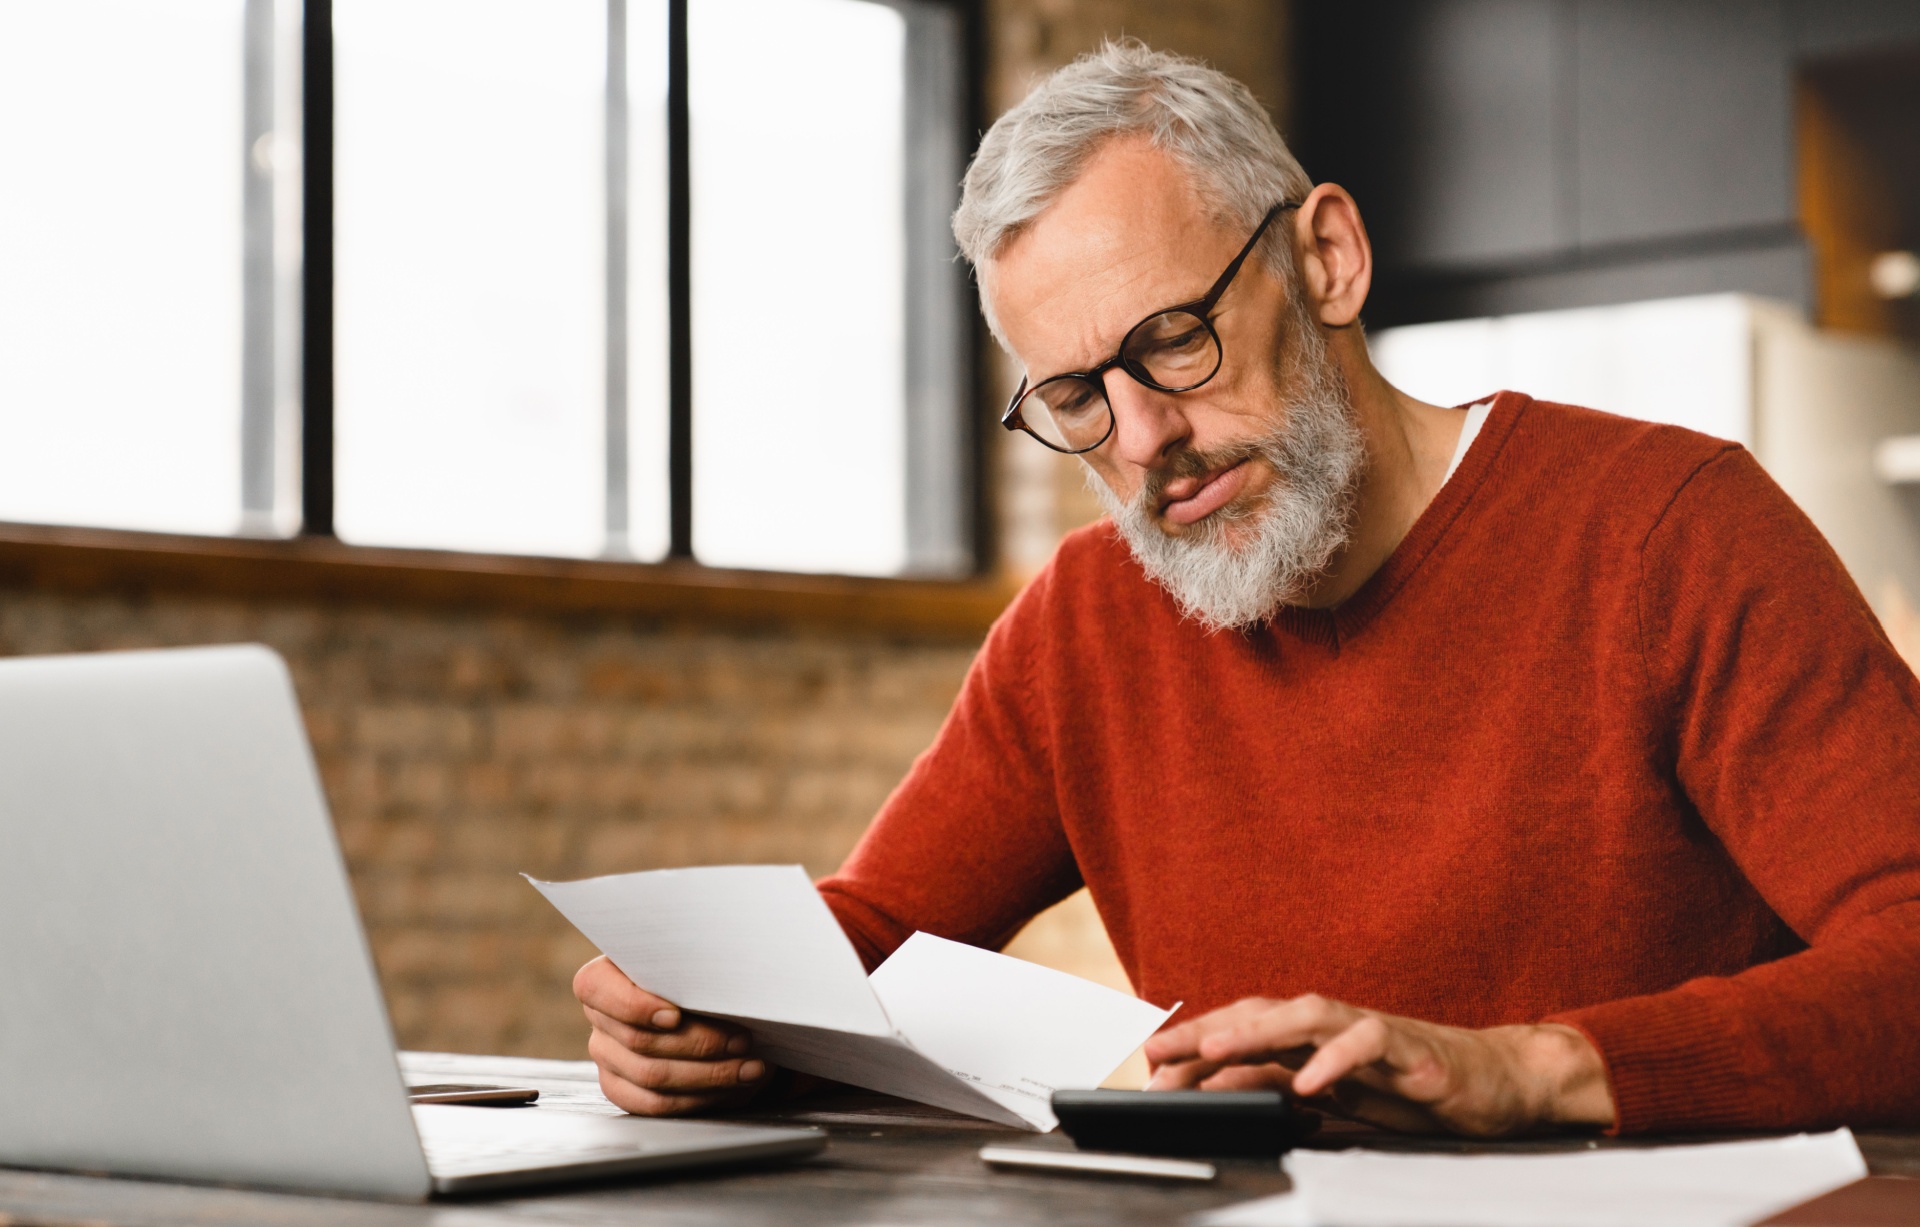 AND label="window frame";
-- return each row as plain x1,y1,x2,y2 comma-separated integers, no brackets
293,0,985,579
